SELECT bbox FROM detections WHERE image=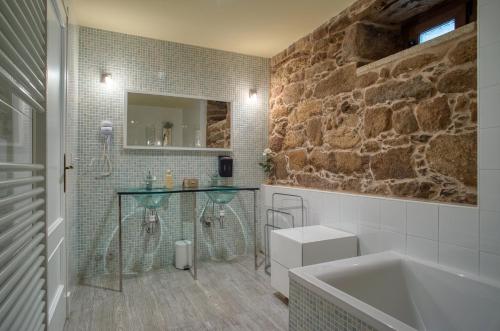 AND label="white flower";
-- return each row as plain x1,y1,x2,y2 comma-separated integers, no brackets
263,148,272,156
